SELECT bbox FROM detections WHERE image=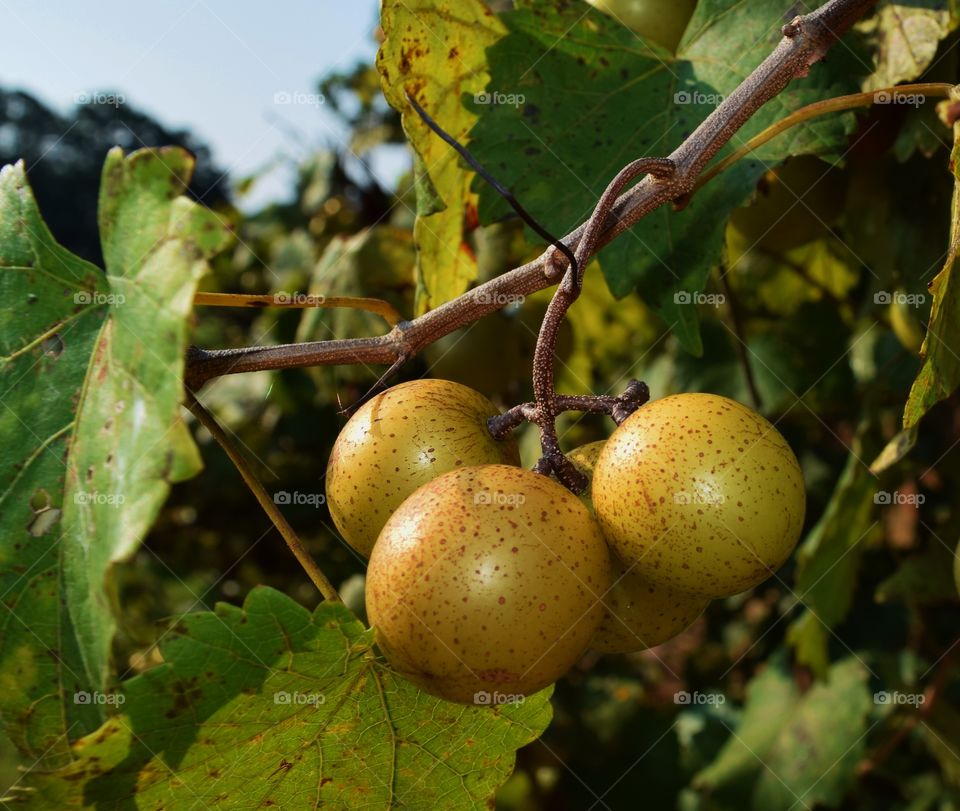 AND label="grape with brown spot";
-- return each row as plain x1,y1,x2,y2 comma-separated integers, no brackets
325,379,520,557
592,394,806,598
365,464,611,704
568,441,709,653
